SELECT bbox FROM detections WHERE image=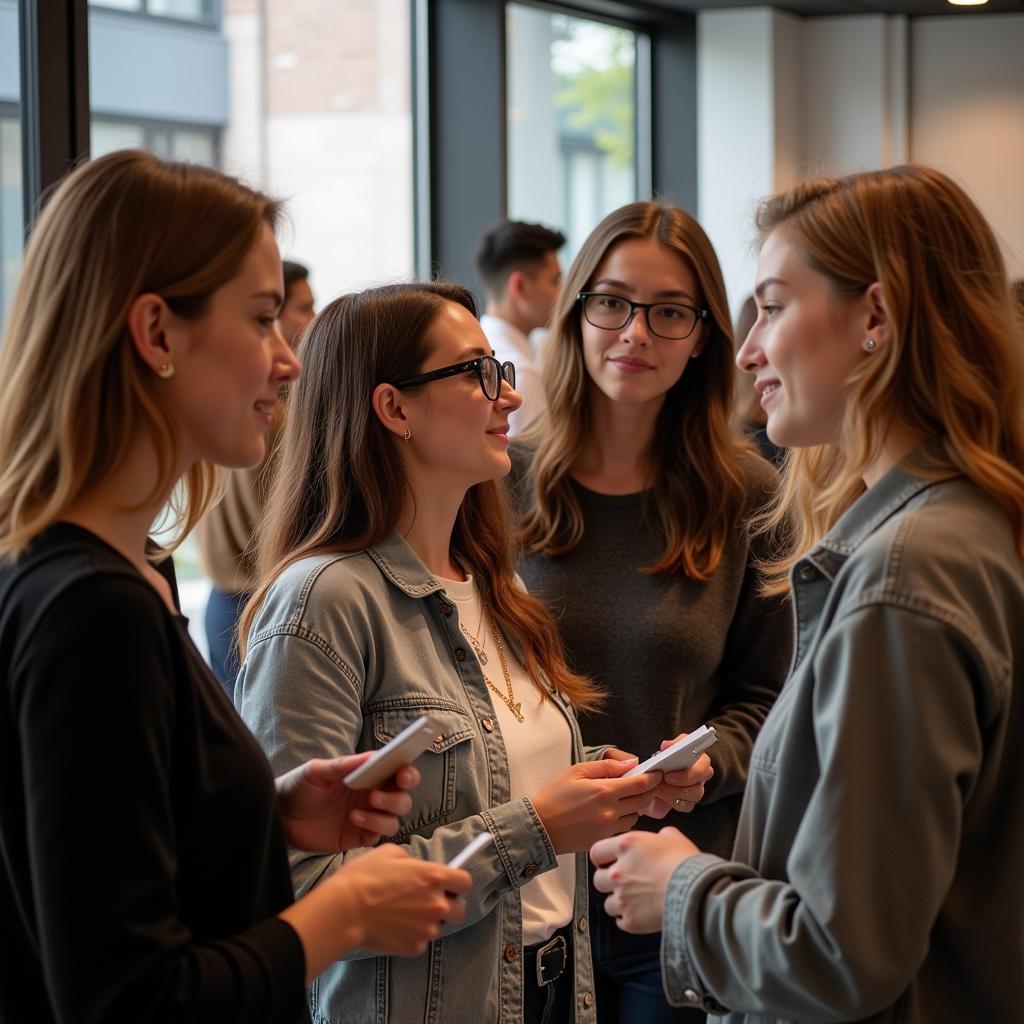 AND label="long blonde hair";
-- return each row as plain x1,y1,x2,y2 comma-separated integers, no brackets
0,150,281,562
241,282,601,711
518,200,750,580
755,165,1024,593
